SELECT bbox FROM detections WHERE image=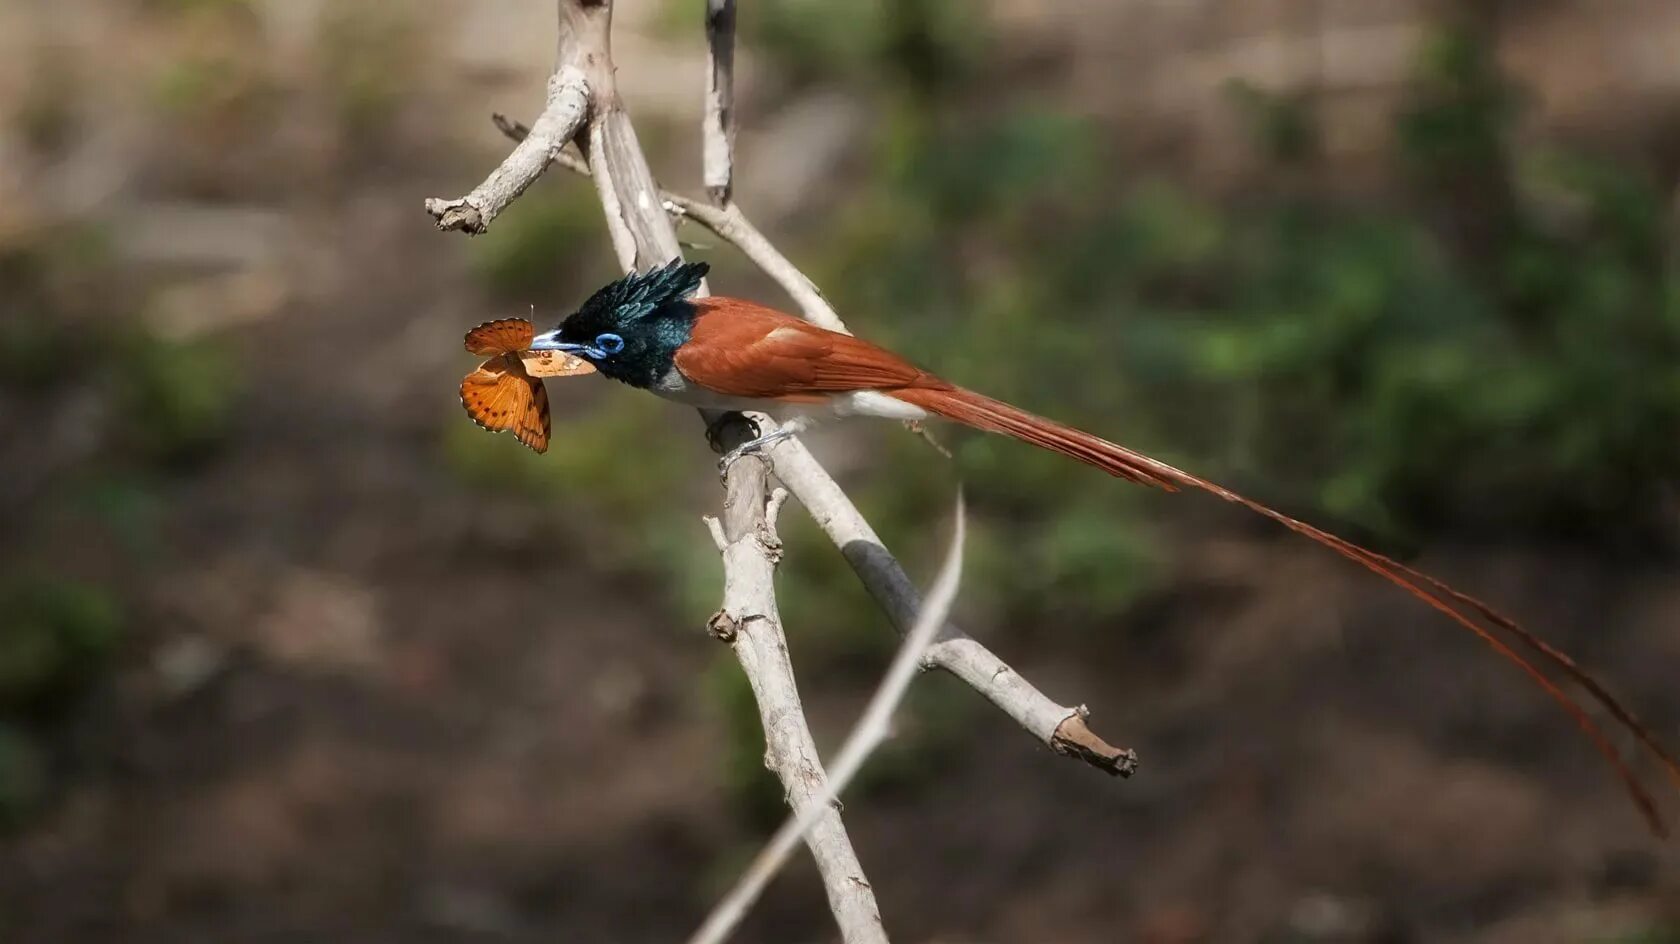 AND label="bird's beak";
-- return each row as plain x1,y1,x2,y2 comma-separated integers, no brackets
528,330,587,354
